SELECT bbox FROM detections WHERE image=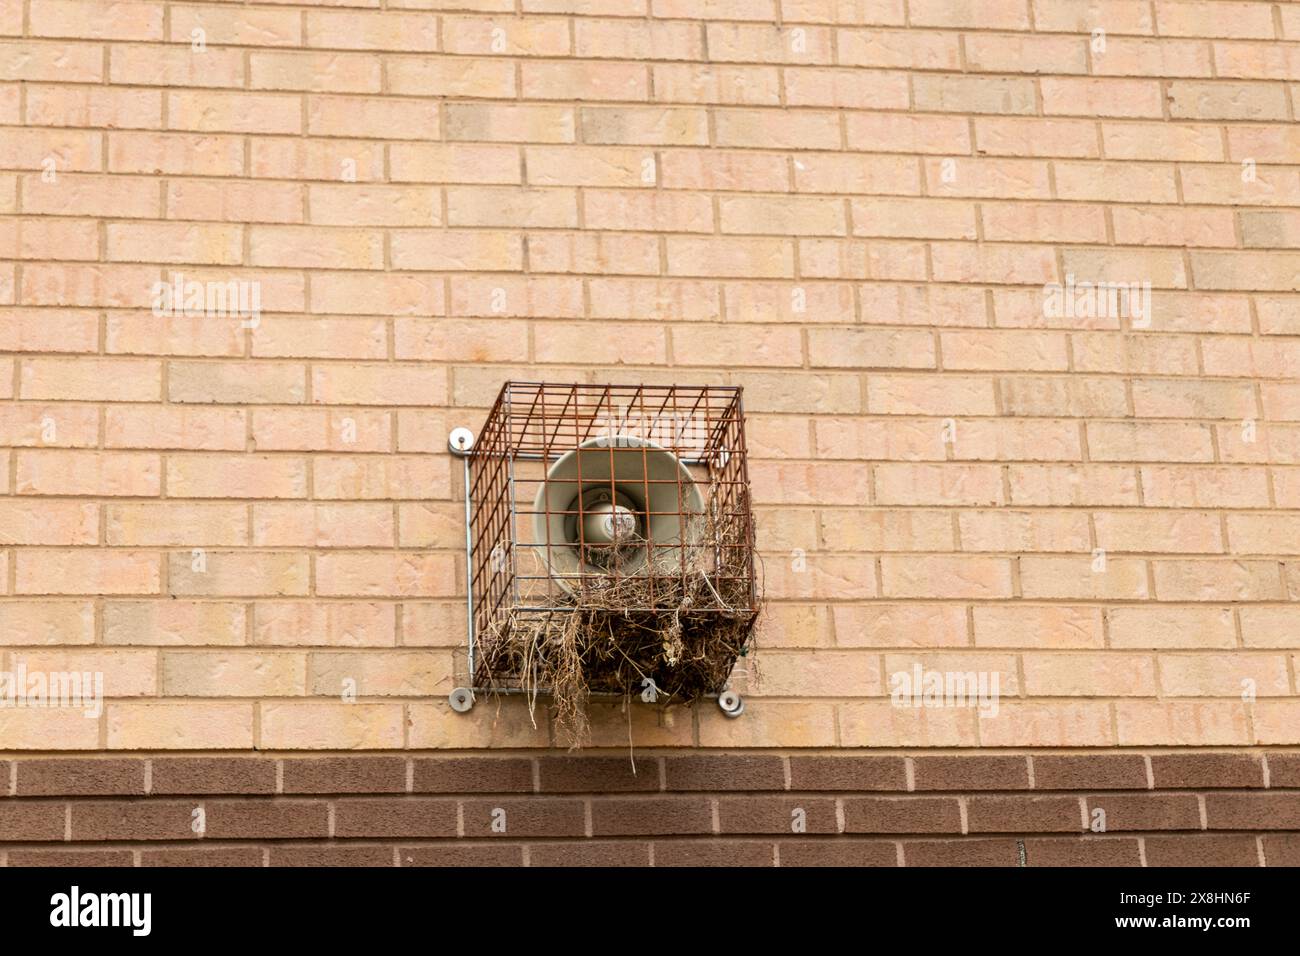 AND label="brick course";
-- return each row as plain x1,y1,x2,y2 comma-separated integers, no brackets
0,753,1292,866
